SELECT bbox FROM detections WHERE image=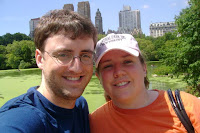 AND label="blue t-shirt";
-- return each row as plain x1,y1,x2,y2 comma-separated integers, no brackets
0,86,90,133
